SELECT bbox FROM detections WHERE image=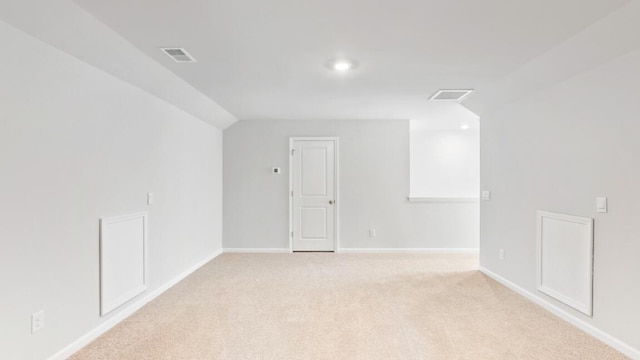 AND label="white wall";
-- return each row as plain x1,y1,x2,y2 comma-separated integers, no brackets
0,22,223,360
224,119,479,250
410,128,479,198
480,45,640,355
